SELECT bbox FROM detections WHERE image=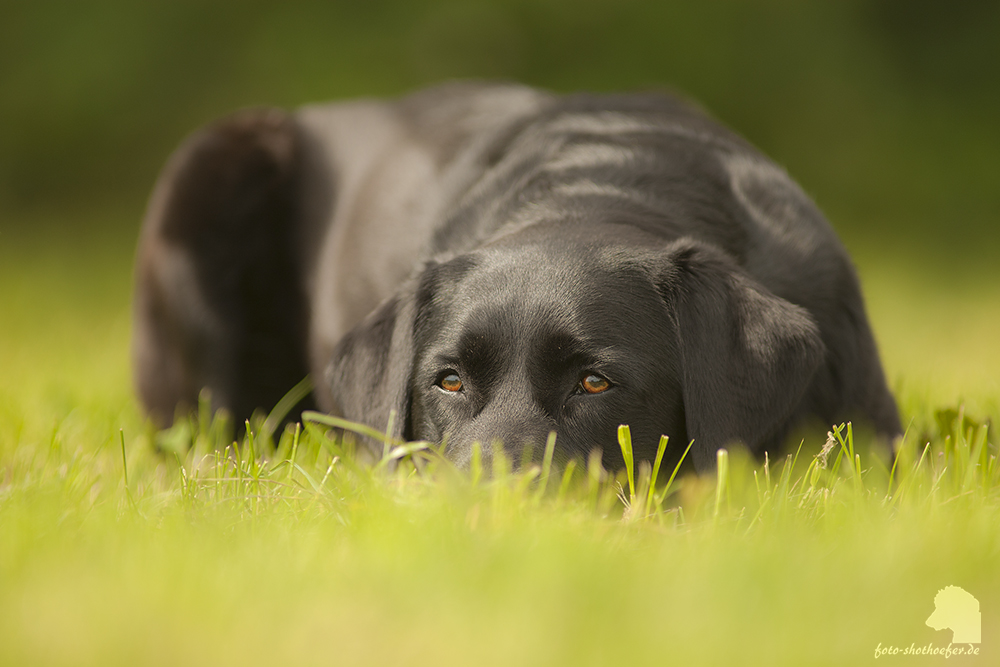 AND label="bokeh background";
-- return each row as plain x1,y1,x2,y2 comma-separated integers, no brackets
2,0,999,408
